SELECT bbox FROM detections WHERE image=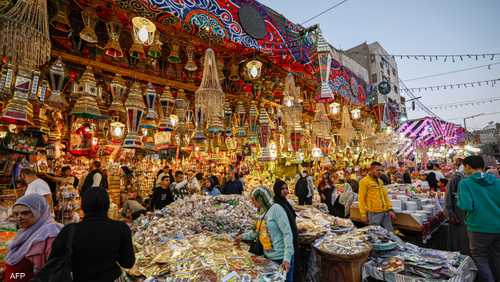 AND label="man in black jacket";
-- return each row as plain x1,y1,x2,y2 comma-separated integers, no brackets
150,176,174,210
79,161,107,197
222,171,244,195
